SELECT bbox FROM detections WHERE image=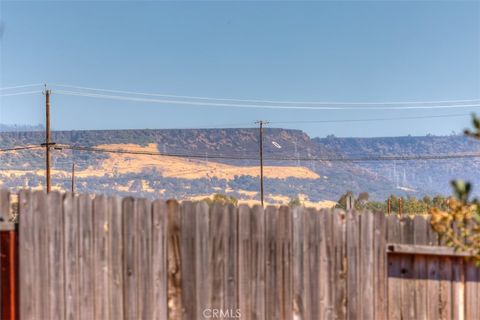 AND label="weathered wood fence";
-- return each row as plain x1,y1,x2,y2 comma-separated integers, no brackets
0,189,479,319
